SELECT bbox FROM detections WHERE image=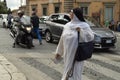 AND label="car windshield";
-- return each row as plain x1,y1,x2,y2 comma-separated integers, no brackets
0,14,7,19
50,14,70,24
21,15,31,25
2,14,7,19
39,16,49,23
84,16,101,28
